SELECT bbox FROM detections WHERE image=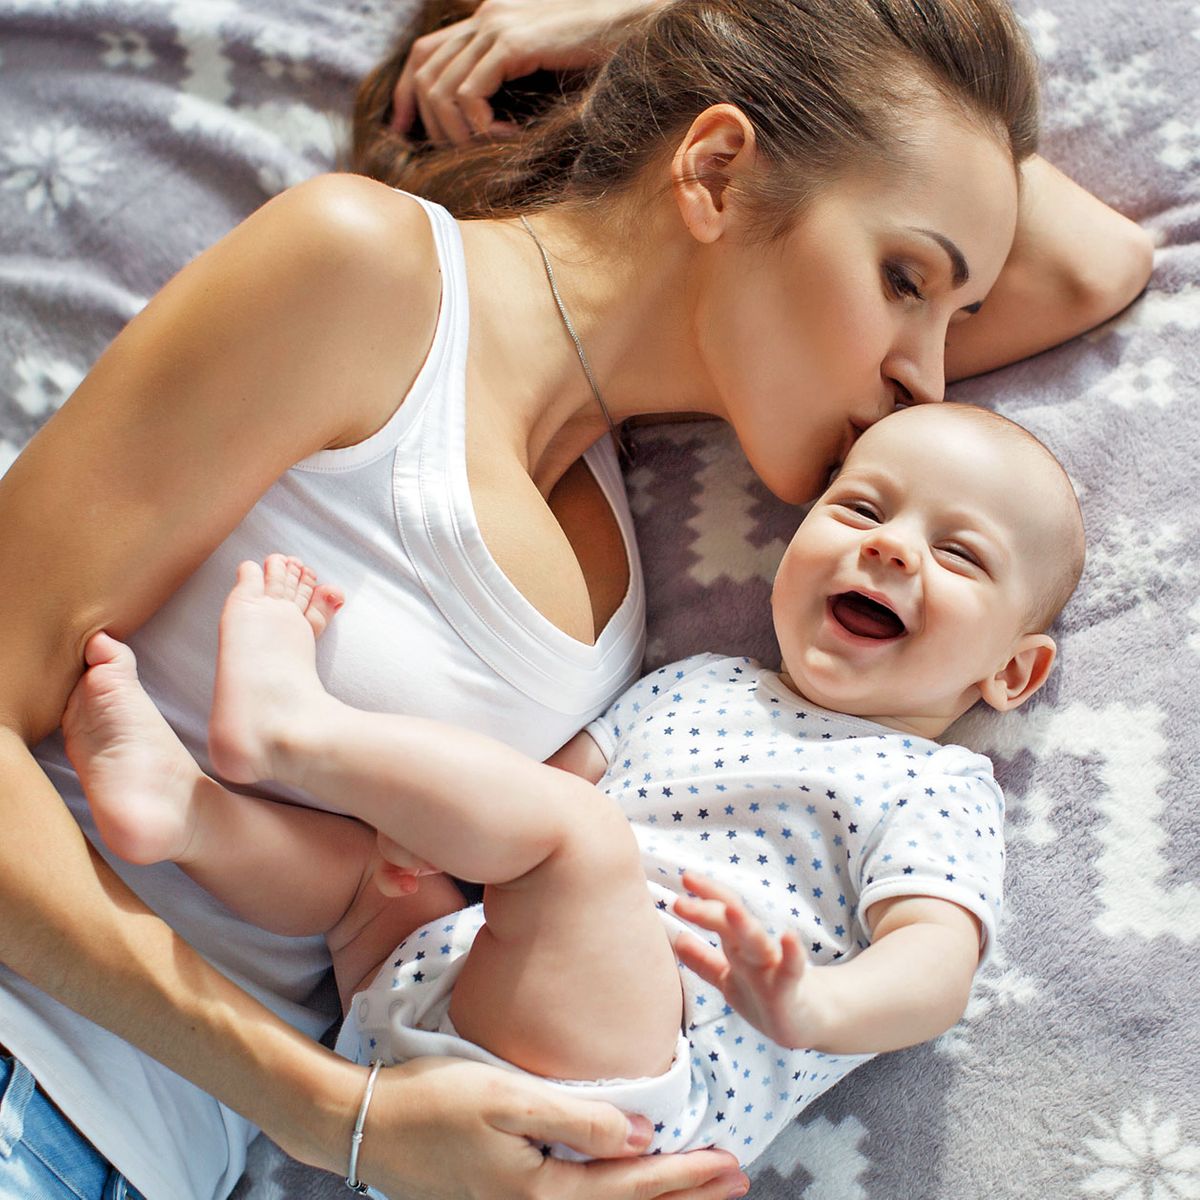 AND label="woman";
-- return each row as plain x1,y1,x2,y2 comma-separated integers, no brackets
0,1,1150,1198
